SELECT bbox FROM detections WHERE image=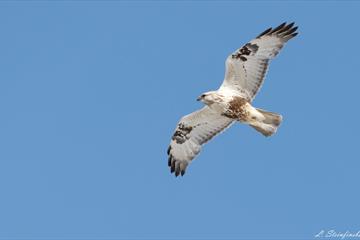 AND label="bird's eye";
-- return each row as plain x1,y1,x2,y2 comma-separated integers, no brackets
201,94,206,98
